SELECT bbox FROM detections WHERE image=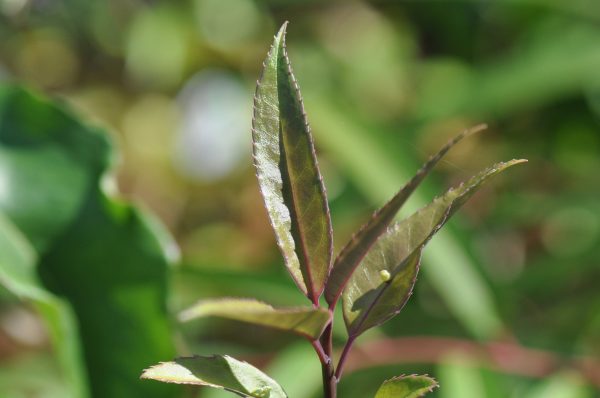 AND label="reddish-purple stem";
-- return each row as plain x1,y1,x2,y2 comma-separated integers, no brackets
334,334,357,381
